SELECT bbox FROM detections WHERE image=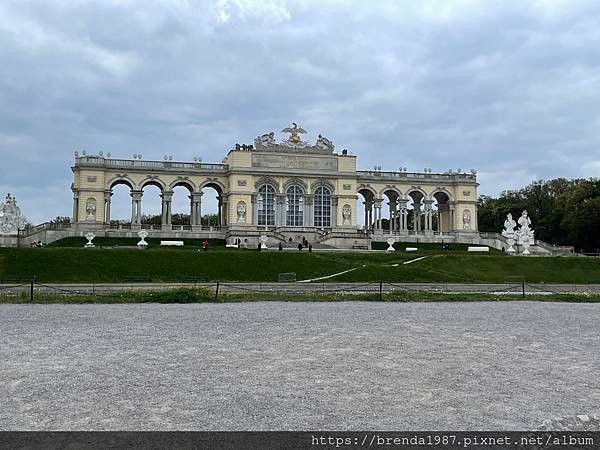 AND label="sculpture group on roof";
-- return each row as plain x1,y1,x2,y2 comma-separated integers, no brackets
254,123,335,153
